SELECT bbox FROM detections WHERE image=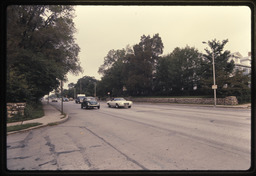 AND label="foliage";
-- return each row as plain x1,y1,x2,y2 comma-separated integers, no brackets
155,46,202,96
97,34,164,97
7,102,44,123
74,76,98,96
126,34,164,96
95,37,250,103
200,39,235,96
221,70,251,103
7,5,82,102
